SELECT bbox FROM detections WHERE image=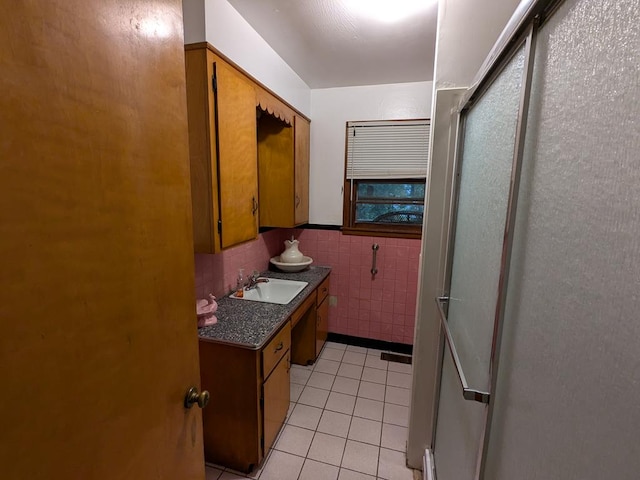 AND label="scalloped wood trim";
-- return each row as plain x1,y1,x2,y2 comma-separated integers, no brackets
256,88,294,126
